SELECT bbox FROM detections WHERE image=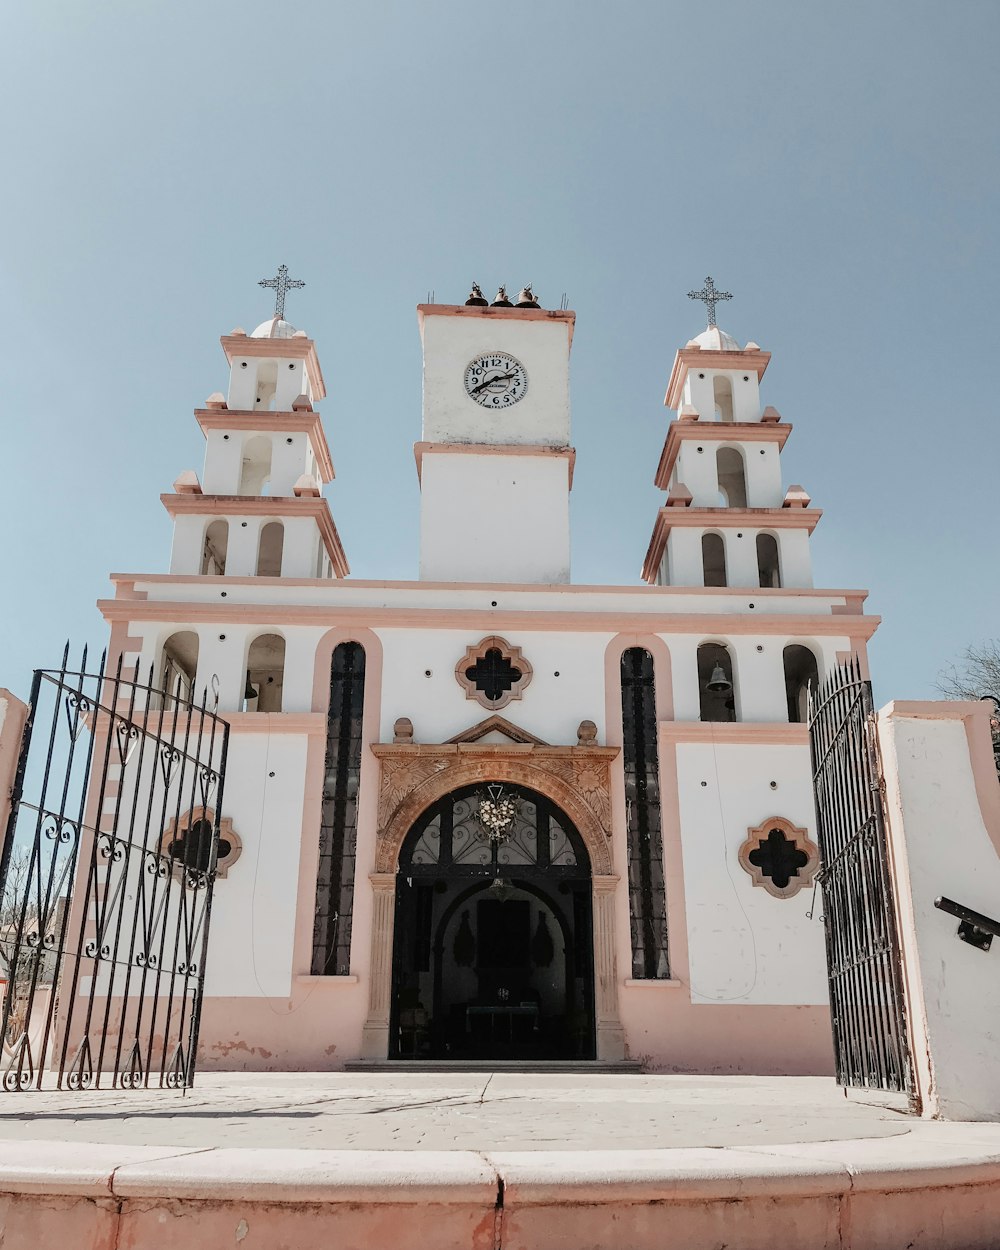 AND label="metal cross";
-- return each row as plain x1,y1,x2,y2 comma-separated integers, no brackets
687,275,732,327
258,264,305,320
